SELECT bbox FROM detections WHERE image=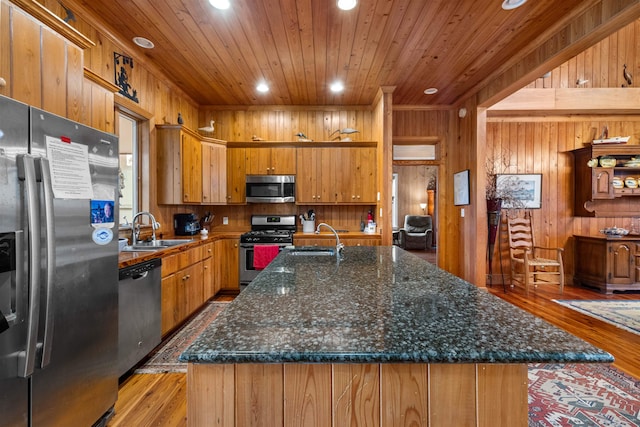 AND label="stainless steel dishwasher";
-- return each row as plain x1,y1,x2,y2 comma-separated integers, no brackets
118,258,162,376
